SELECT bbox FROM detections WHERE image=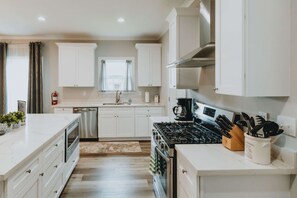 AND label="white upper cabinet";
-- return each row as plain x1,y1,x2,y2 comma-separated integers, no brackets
215,0,291,97
135,43,162,87
57,43,97,87
166,7,199,65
